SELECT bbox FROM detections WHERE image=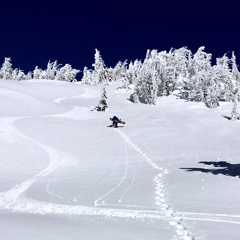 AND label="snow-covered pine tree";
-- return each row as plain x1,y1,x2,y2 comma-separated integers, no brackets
187,46,212,102
172,47,192,91
113,60,129,87
81,67,94,84
140,49,160,104
33,66,43,79
55,64,80,82
126,61,135,90
106,67,114,83
131,49,177,104
98,86,108,111
39,70,47,79
204,71,221,108
231,52,240,120
46,60,59,80
231,52,240,95
92,49,108,85
11,68,26,81
152,51,168,102
0,57,13,80
113,61,122,82
212,54,232,102
139,62,152,104
16,69,25,81
11,69,18,81
81,49,108,85
25,71,33,80
231,89,240,120
152,50,167,97
130,59,143,103
160,49,176,96
120,60,129,85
